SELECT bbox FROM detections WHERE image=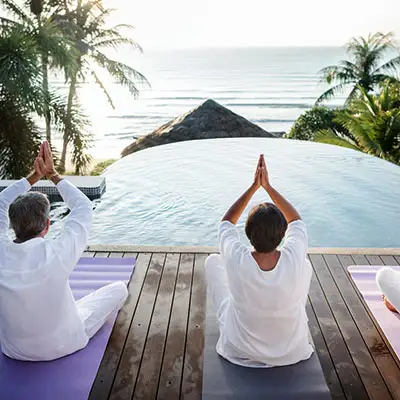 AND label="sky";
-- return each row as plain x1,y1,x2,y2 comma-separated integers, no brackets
107,0,400,49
